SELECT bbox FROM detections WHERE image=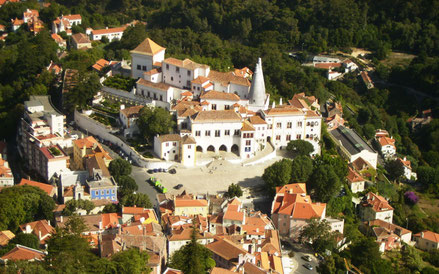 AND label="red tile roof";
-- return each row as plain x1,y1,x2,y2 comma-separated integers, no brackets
92,26,126,35
346,167,365,183
361,192,393,212
275,183,306,195
1,245,45,261
0,230,15,246
378,136,395,148
19,220,55,243
131,38,165,56
414,230,439,243
174,199,208,207
19,179,55,196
